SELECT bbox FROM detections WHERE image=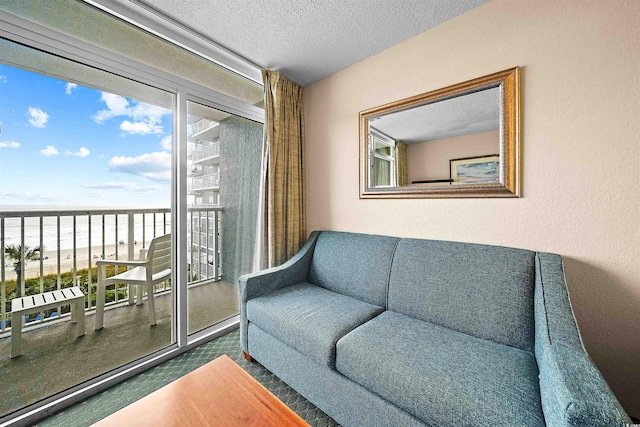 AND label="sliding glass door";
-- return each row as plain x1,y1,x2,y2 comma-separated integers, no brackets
185,101,263,335
0,37,174,416
0,2,264,422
